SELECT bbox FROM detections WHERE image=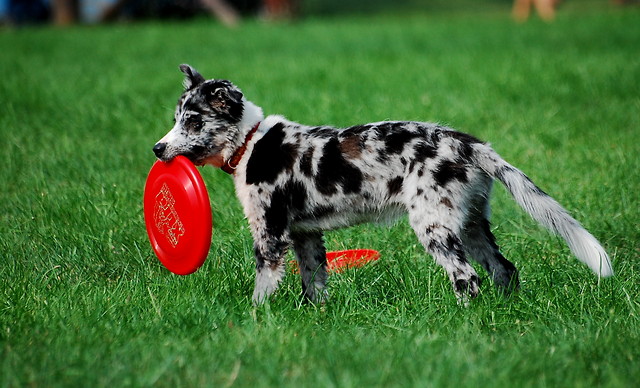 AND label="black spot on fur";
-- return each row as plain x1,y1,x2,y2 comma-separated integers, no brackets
433,159,468,187
309,127,336,138
387,176,404,196
246,123,298,185
426,230,466,260
447,130,483,145
315,138,363,195
373,123,391,139
264,190,288,239
445,234,464,254
414,142,438,161
447,131,483,144
286,180,308,213
299,147,314,177
265,180,307,238
376,153,389,164
385,129,418,154
459,144,474,161
447,131,483,161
